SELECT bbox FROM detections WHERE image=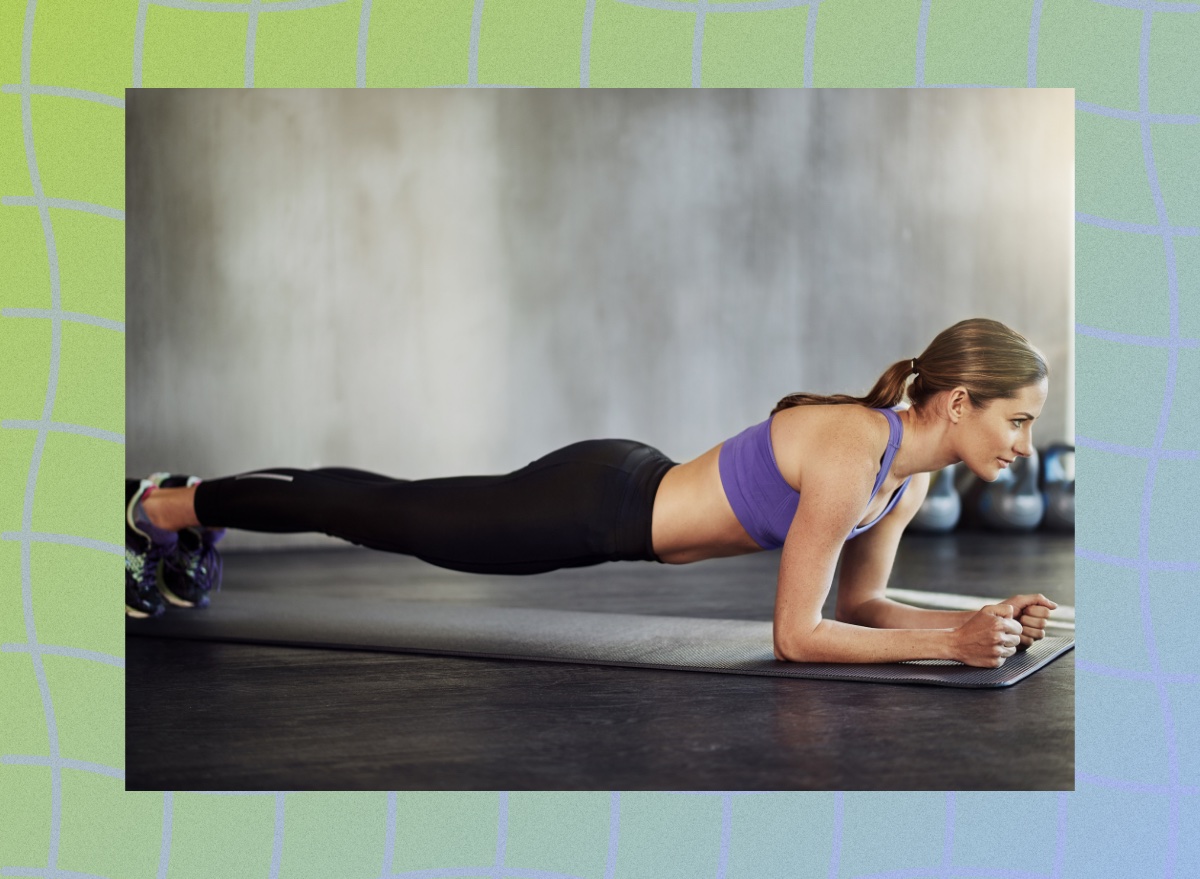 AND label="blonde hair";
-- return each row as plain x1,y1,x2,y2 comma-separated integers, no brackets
771,318,1048,416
